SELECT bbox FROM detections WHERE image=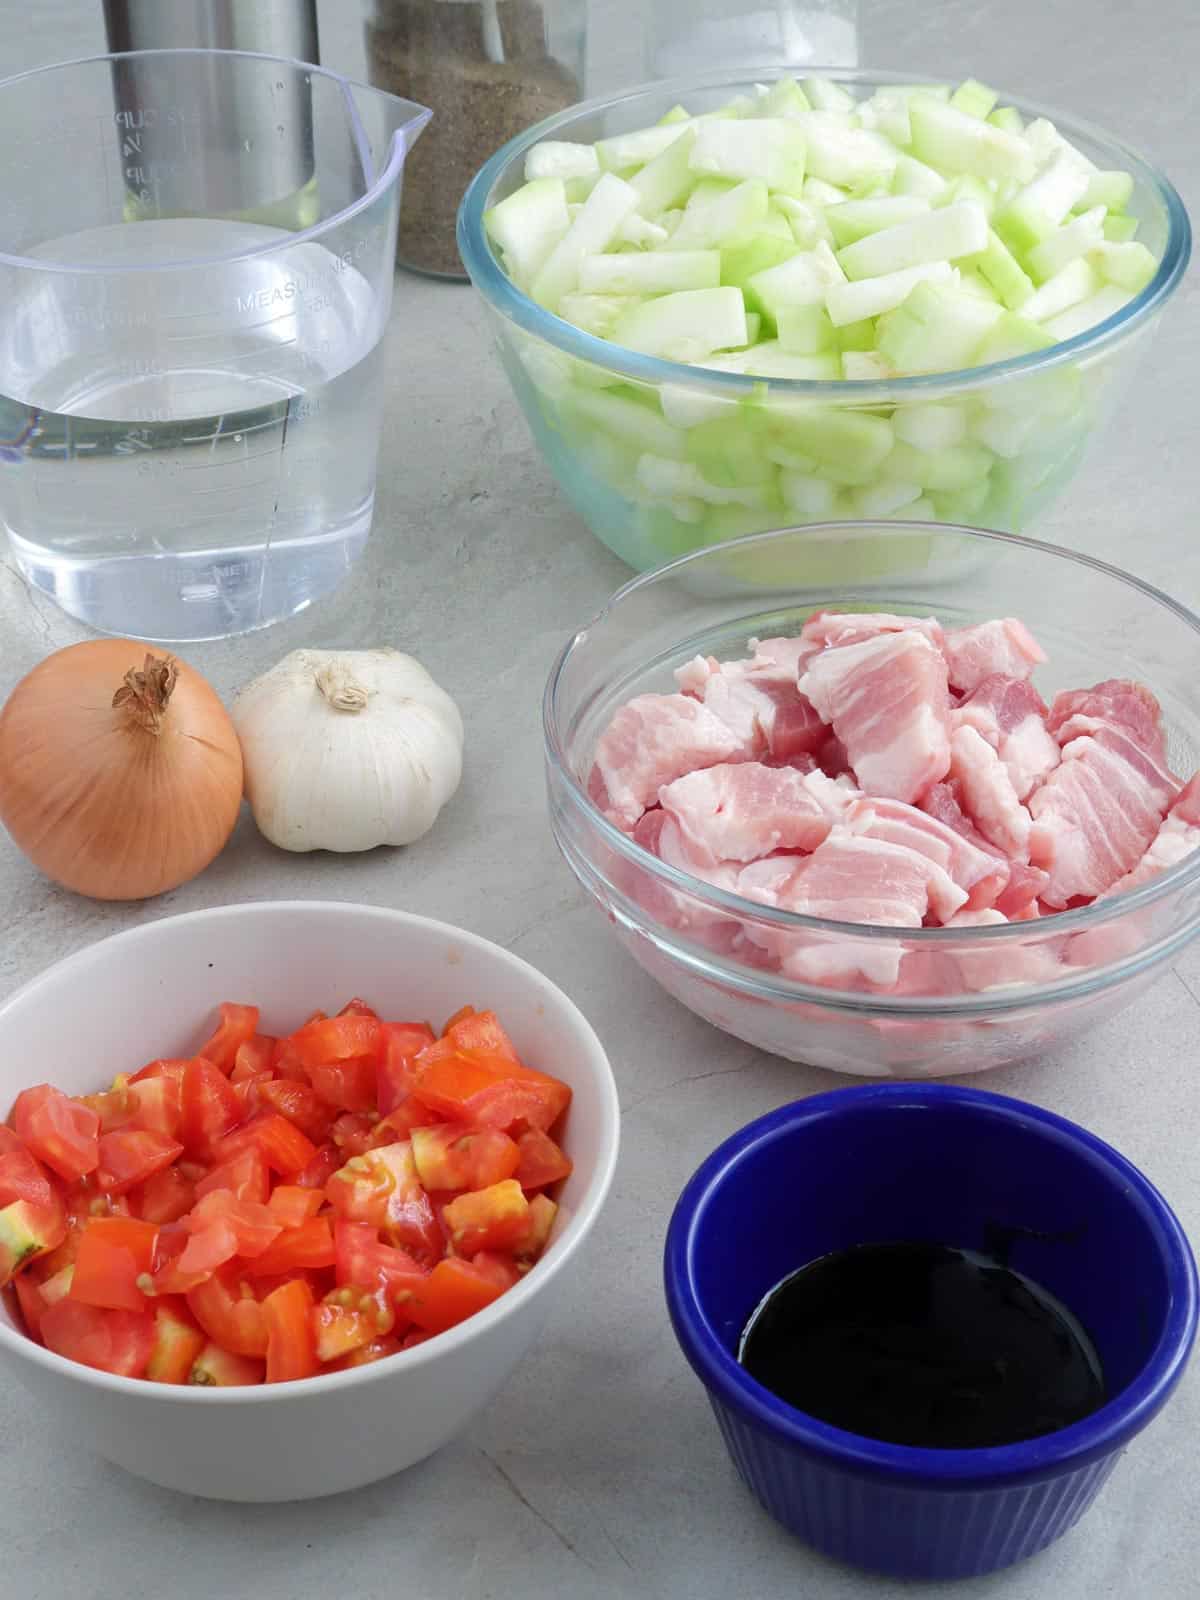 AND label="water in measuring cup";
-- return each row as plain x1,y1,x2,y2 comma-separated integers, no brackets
0,218,387,641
